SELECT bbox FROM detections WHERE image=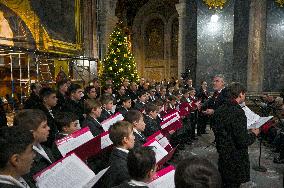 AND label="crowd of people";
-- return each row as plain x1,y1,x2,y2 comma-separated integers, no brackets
0,74,283,188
